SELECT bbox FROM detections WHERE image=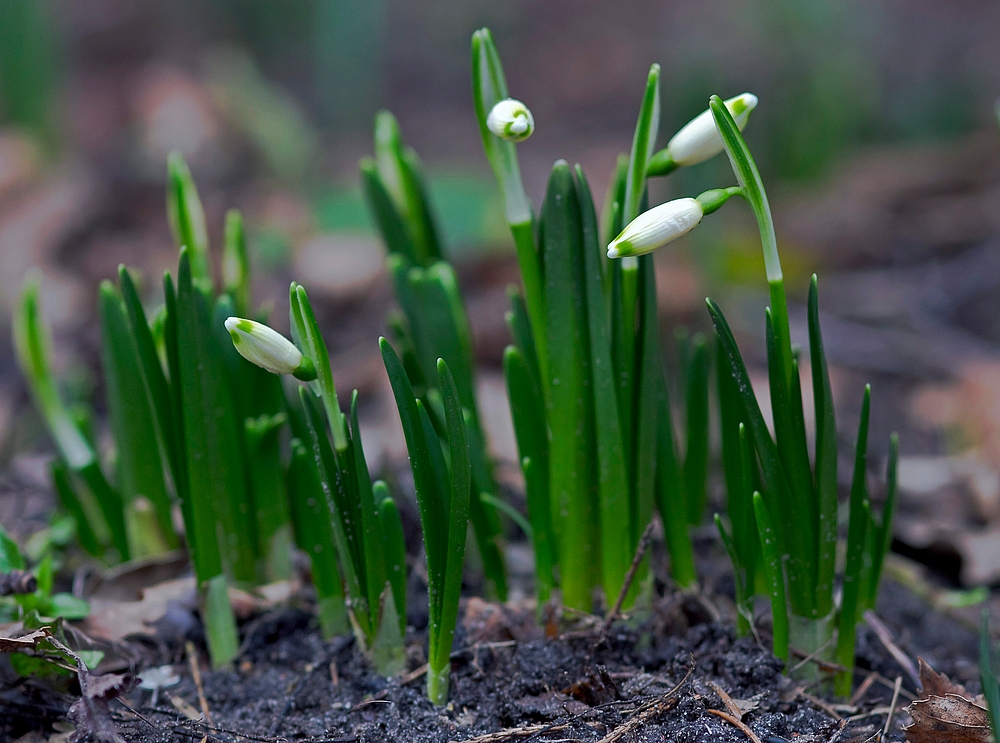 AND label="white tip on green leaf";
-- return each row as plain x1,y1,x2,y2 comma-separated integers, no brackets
486,98,534,142
607,198,704,259
225,317,315,380
666,92,758,167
